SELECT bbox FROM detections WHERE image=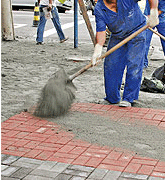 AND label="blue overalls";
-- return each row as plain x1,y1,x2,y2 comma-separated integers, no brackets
144,0,165,68
94,0,146,104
